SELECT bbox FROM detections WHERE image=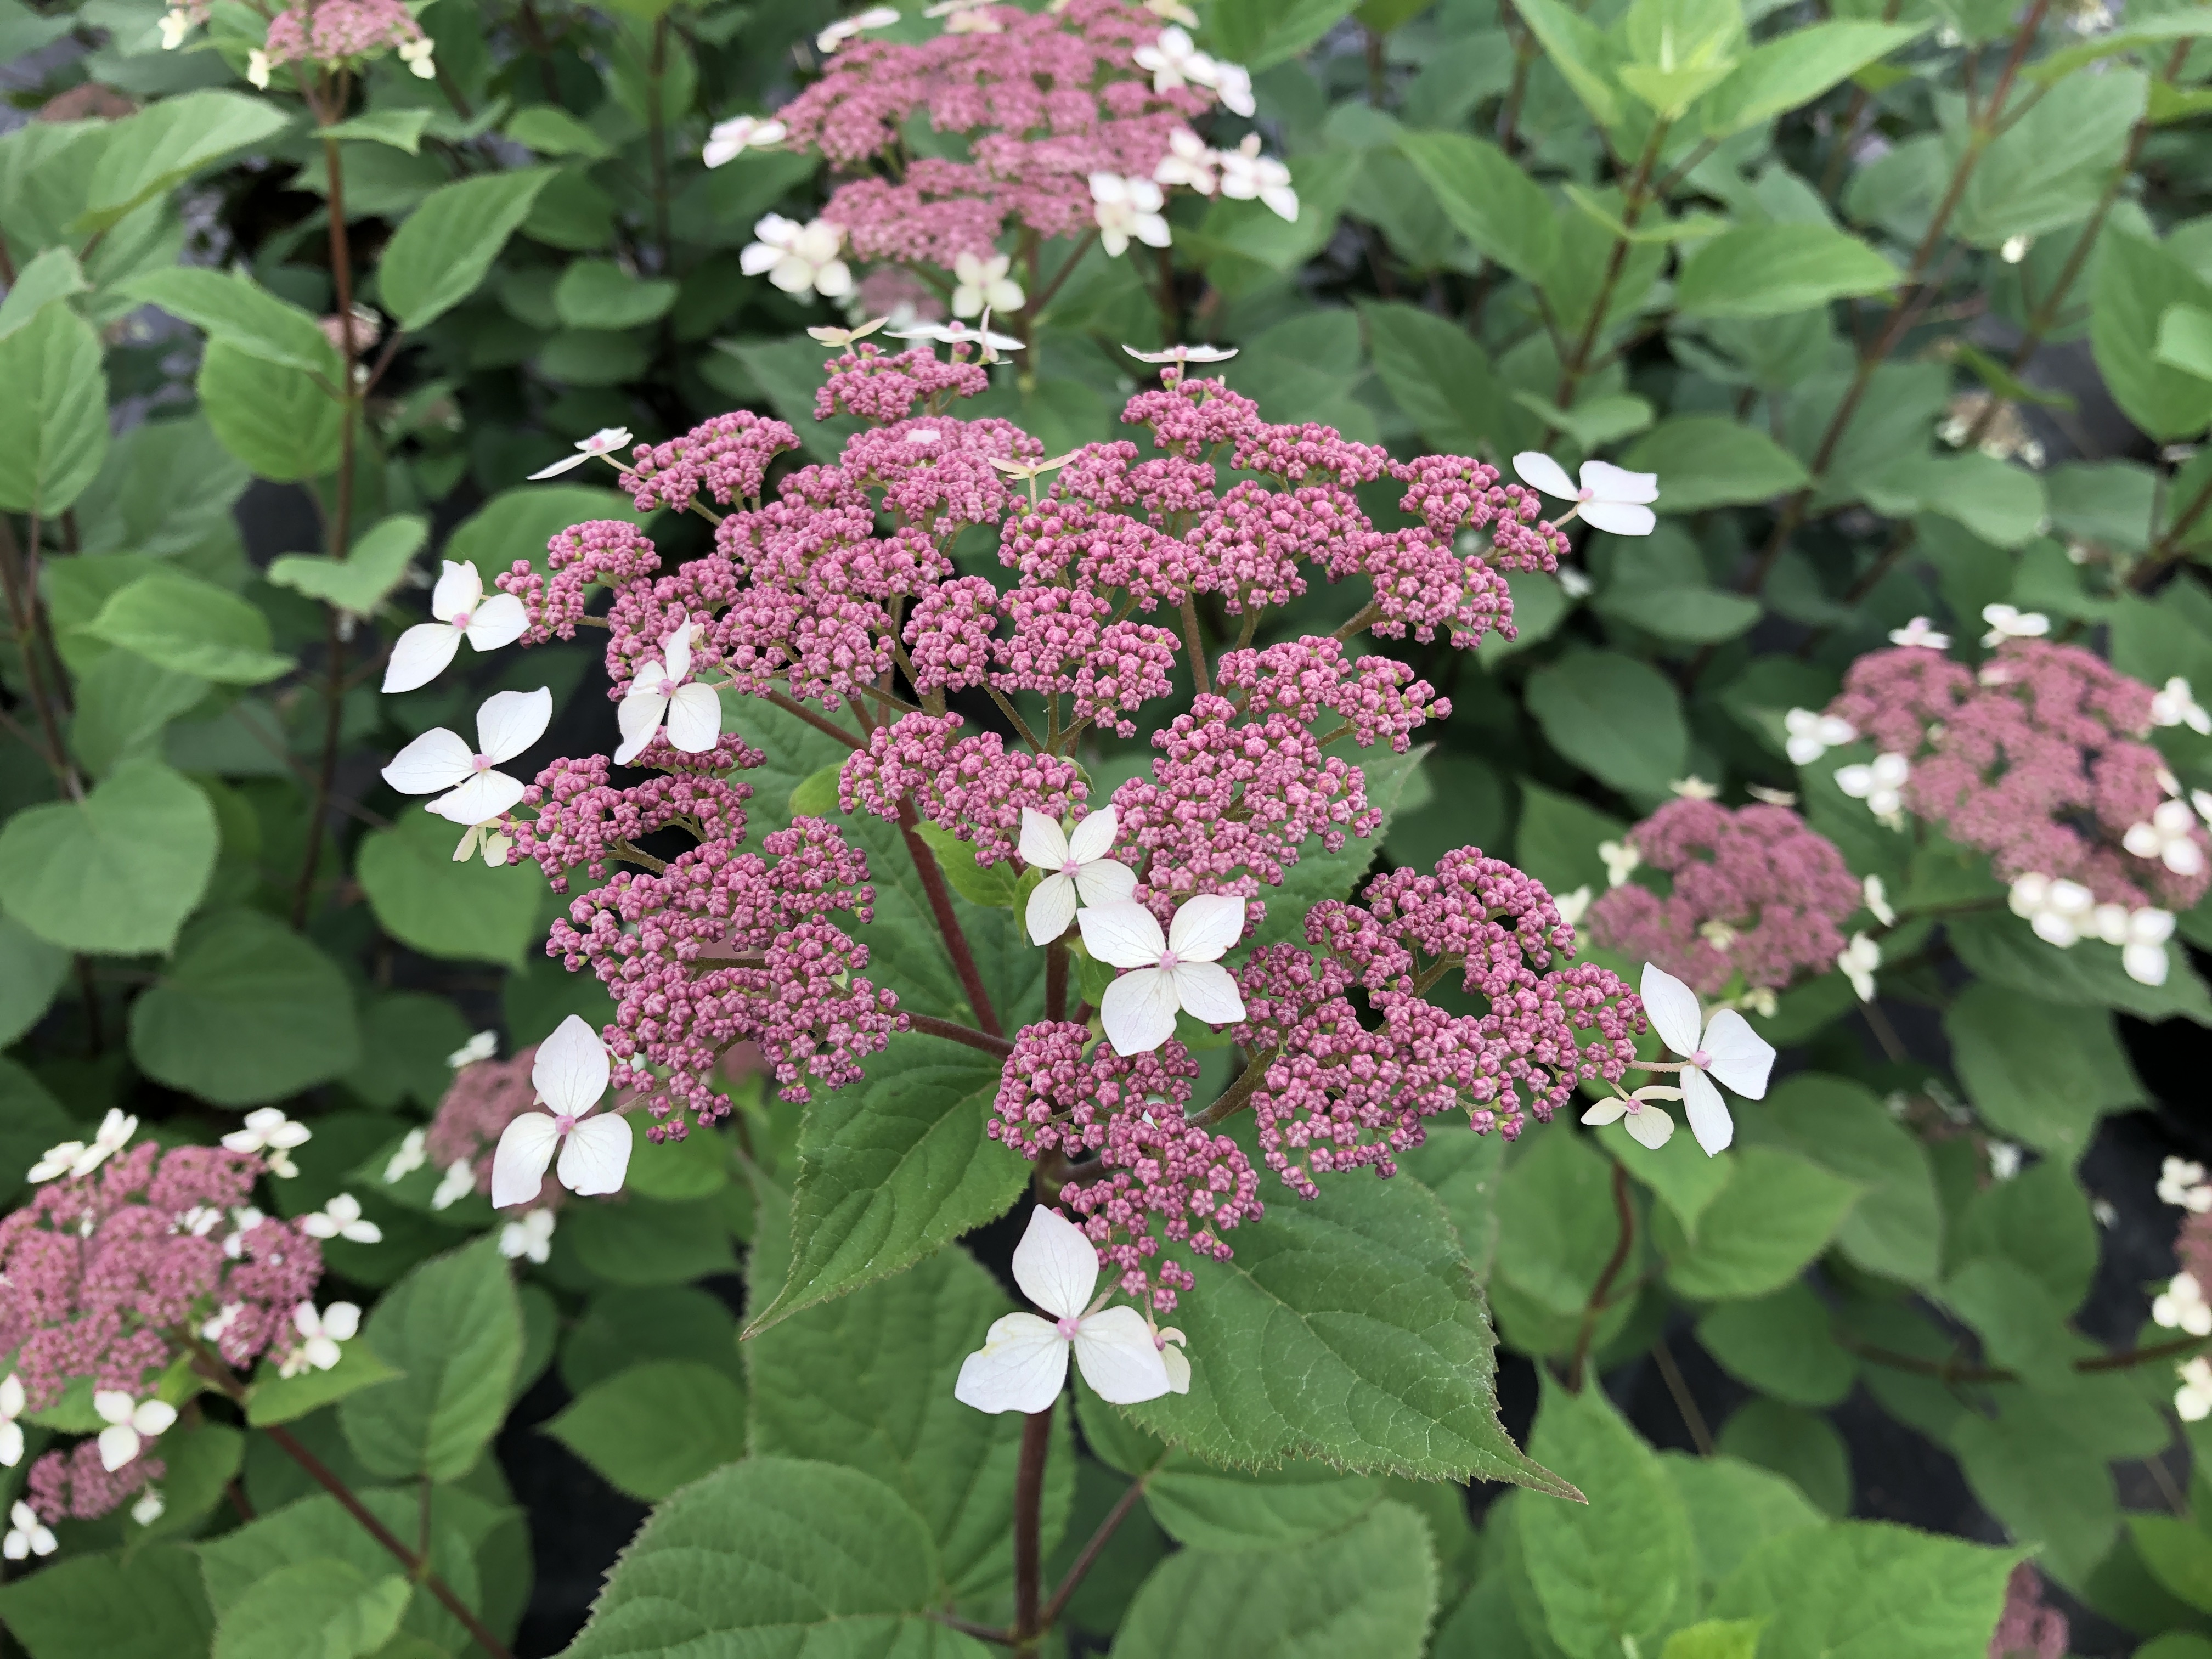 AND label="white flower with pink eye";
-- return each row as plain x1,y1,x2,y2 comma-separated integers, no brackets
1133,24,1214,93
1512,453,1660,537
1835,752,1909,817
1090,174,1171,258
381,560,530,693
93,1392,176,1471
817,4,900,52
27,1109,137,1184
1122,343,1237,366
1079,895,1247,1056
381,687,553,833
280,1301,362,1377
1888,616,1950,650
1980,603,2050,646
1153,128,1218,195
221,1108,310,1178
1582,1082,1685,1150
1211,59,1256,116
500,1209,557,1263
1020,806,1137,946
616,621,723,764
703,115,787,168
1216,135,1297,221
4,1502,54,1560
951,252,1025,317
397,36,436,78
954,1207,1175,1412
741,215,853,300
1638,962,1775,1156
527,427,633,482
2124,798,2206,877
300,1193,383,1245
890,318,1025,354
2152,676,2211,735
491,1015,633,1207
